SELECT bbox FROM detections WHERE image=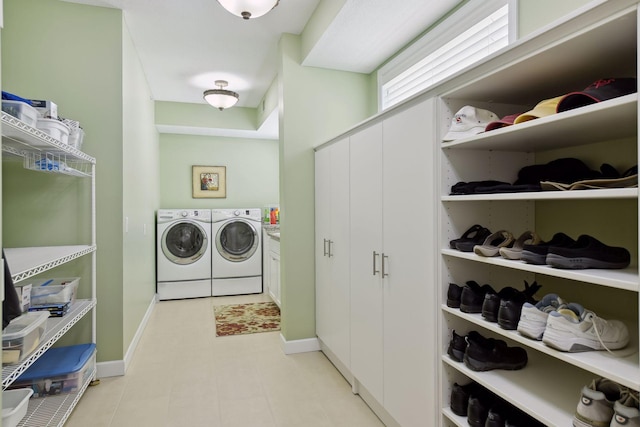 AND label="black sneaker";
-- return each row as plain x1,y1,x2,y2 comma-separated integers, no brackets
467,388,499,427
520,232,575,265
447,283,463,308
497,281,542,330
460,281,497,313
546,234,631,269
464,331,528,371
450,381,481,416
447,330,467,362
